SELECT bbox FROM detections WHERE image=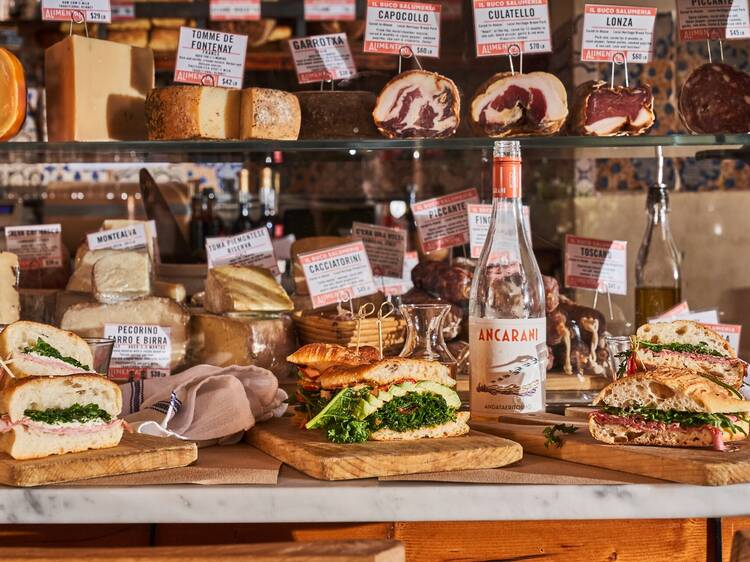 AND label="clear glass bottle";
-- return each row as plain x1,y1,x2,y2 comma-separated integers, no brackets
232,168,254,235
635,148,682,327
468,140,547,416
